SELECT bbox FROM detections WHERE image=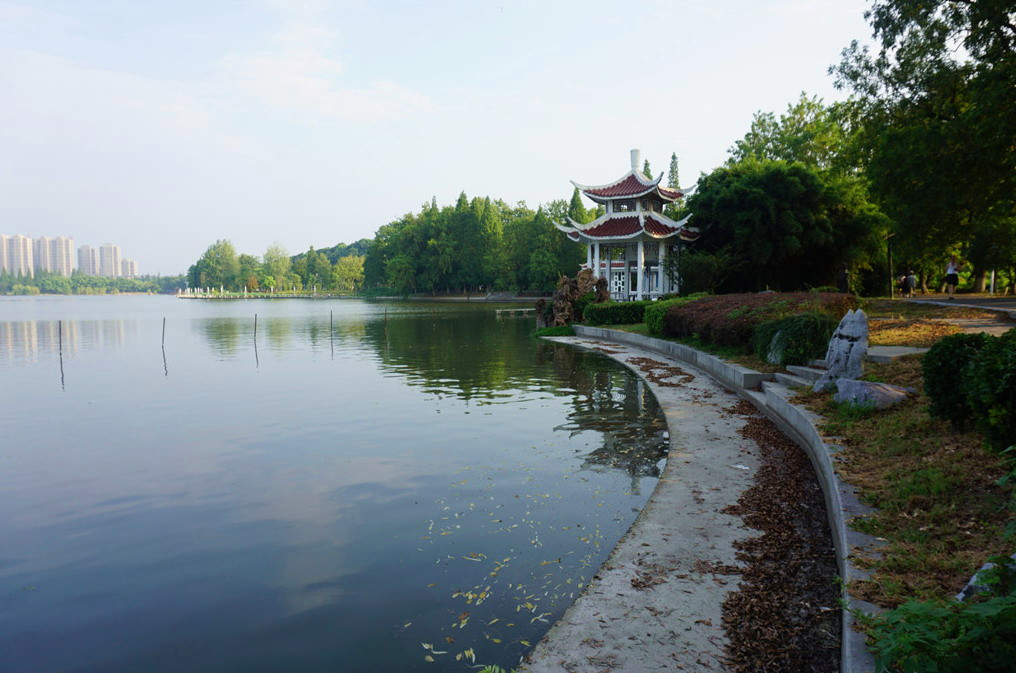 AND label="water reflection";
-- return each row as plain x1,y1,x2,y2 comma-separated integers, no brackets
0,319,137,364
